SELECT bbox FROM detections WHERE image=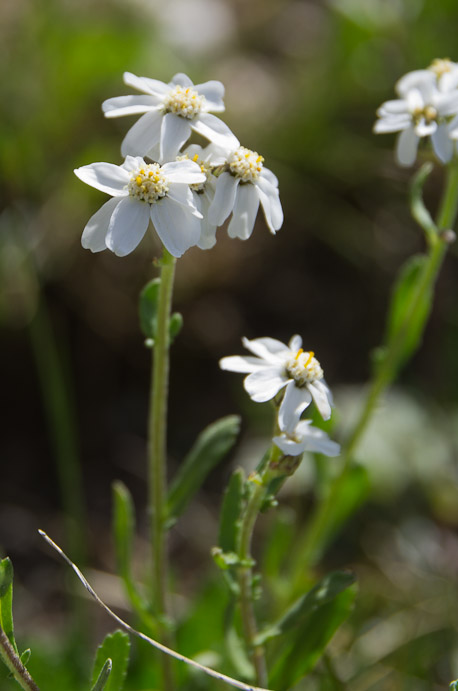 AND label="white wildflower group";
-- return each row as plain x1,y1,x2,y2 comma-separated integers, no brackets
374,58,458,166
220,335,340,458
75,72,283,258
